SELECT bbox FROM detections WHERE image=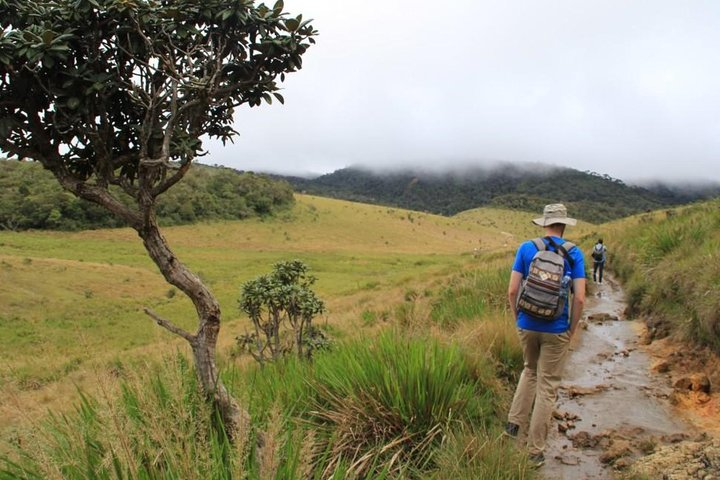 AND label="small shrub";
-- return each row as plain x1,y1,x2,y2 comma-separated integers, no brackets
638,438,657,455
624,280,647,316
238,260,325,363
